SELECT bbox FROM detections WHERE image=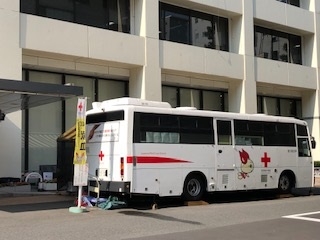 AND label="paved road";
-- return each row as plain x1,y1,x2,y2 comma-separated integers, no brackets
0,192,320,240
